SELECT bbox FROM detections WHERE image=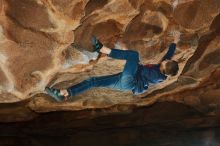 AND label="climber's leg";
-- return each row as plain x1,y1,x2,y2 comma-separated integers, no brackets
107,48,139,90
99,43,140,74
92,36,140,62
107,48,139,62
66,73,122,97
100,45,140,90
